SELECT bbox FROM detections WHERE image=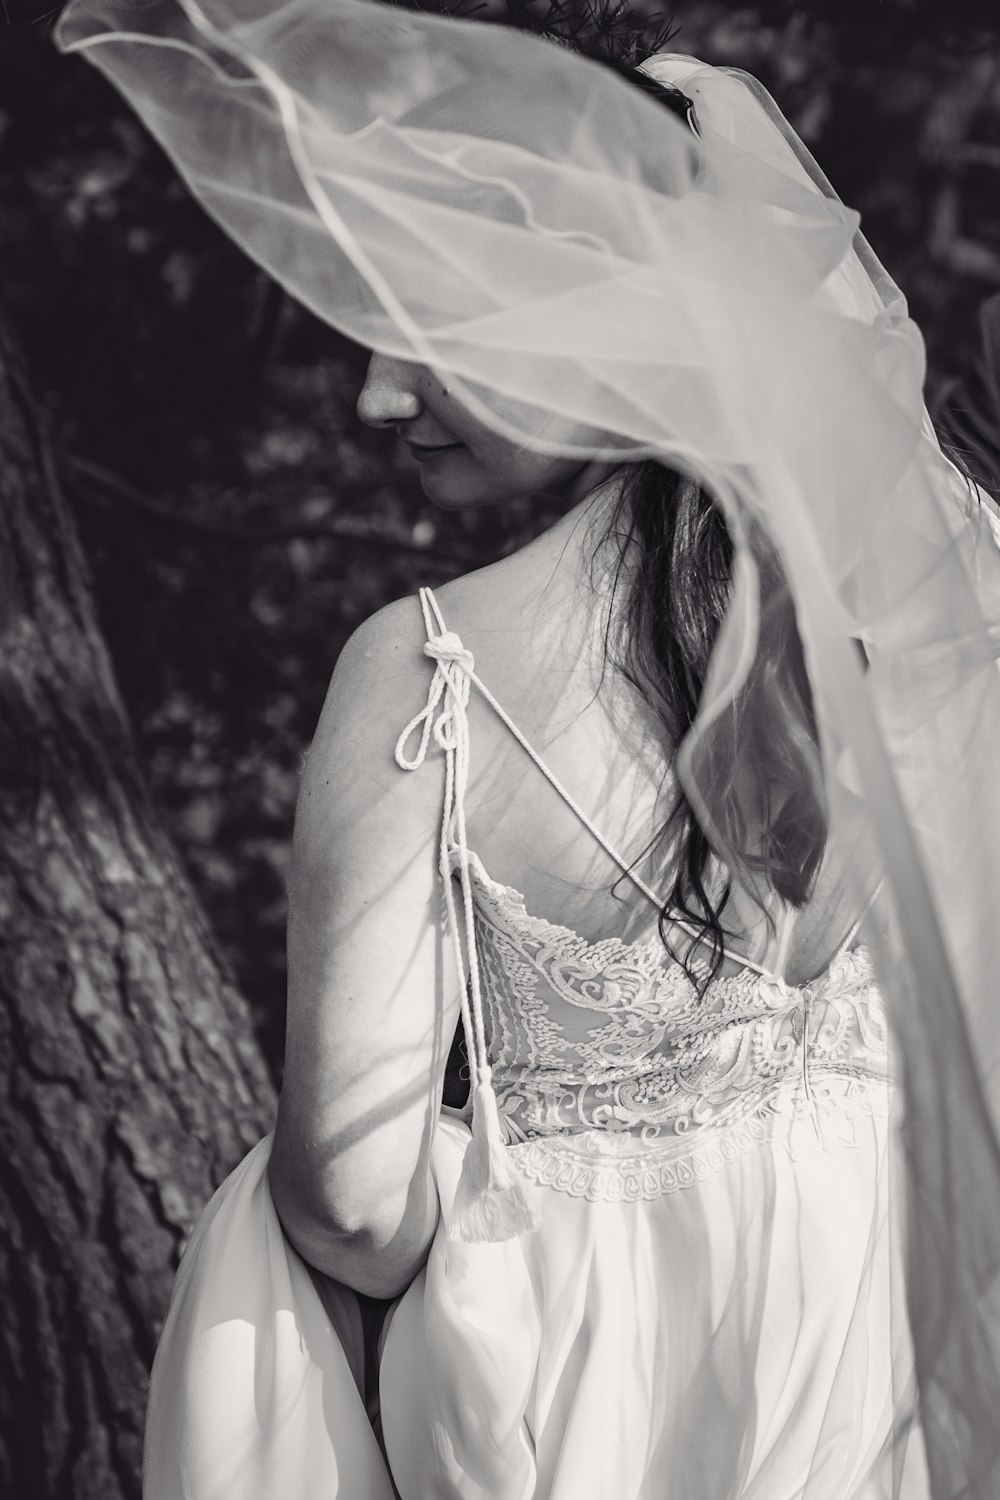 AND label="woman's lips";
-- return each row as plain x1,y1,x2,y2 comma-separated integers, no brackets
406,440,462,458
